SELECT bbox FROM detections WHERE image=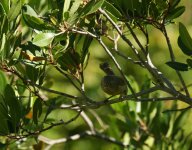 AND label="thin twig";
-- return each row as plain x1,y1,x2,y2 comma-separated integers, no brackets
98,8,144,62
58,85,192,109
113,48,144,67
125,22,147,56
162,26,190,97
111,31,144,67
19,110,82,139
38,130,133,149
33,83,78,99
163,106,192,113
54,65,95,104
98,8,174,89
80,111,95,132
55,65,82,93
88,109,108,130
